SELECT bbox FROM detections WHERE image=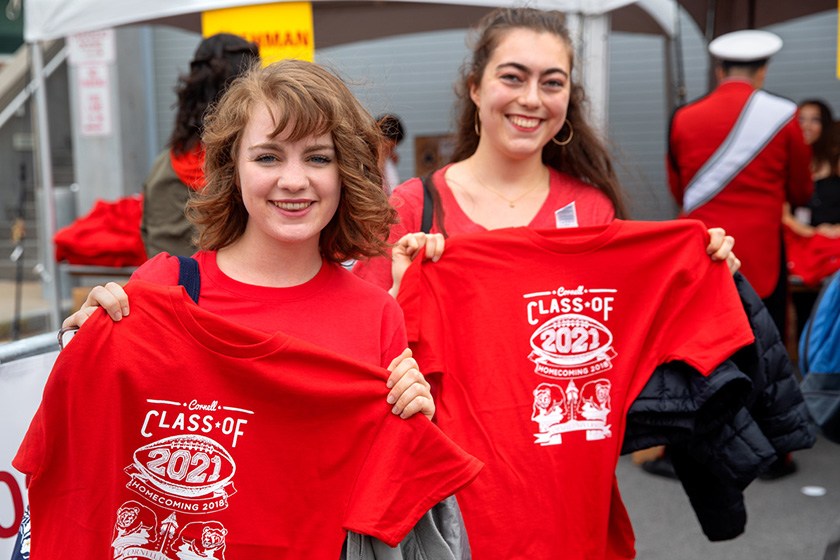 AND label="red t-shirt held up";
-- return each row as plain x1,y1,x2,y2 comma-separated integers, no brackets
397,219,754,560
14,281,482,559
